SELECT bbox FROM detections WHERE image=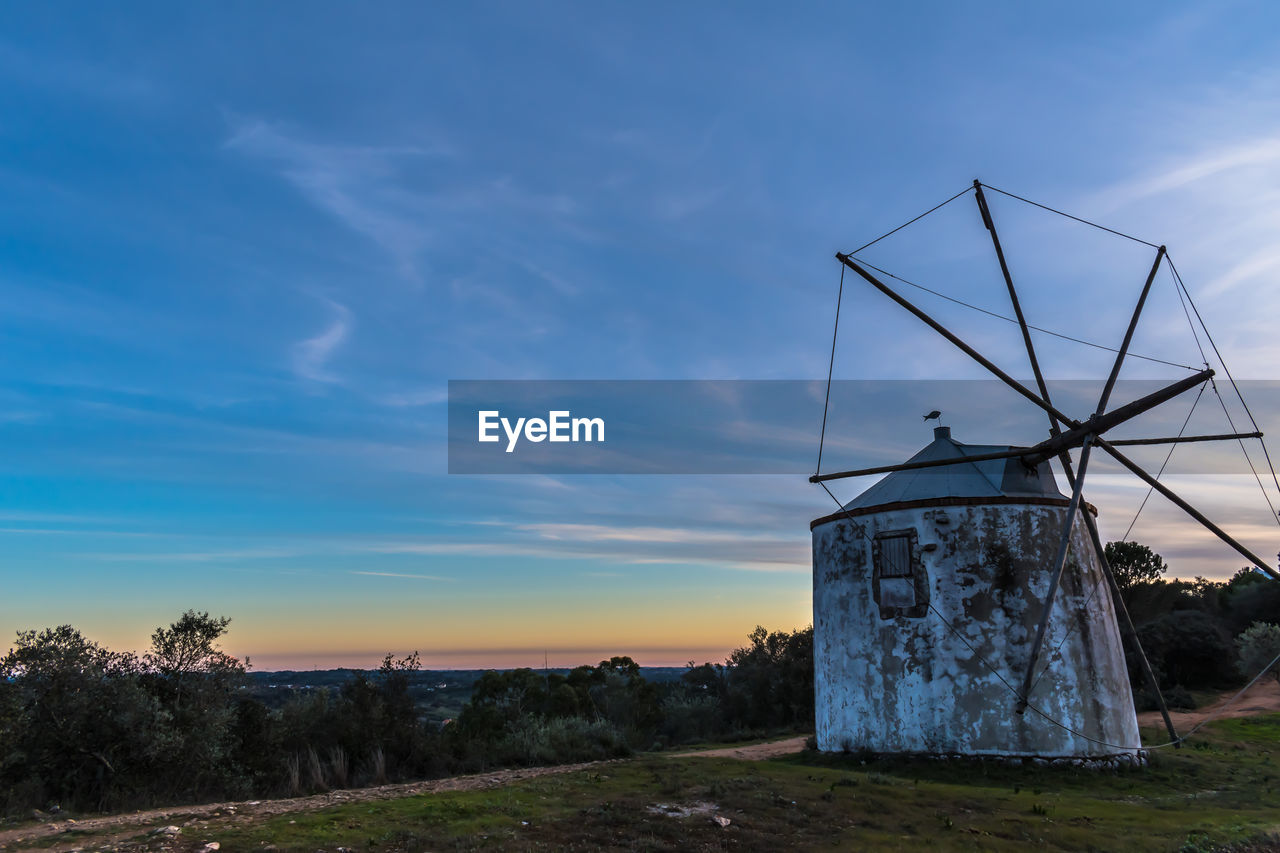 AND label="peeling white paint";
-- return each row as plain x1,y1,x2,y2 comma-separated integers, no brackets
812,502,1140,757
